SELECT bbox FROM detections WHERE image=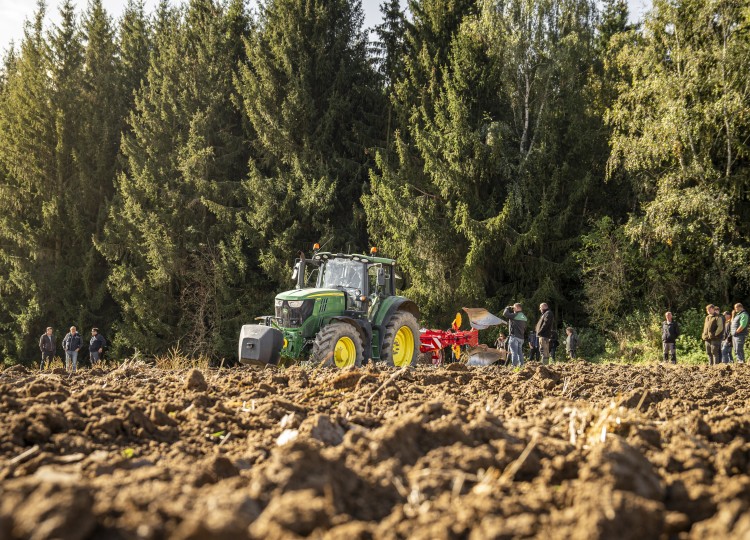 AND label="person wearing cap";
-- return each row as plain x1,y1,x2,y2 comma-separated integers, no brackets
89,327,106,366
721,311,734,363
731,303,748,363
